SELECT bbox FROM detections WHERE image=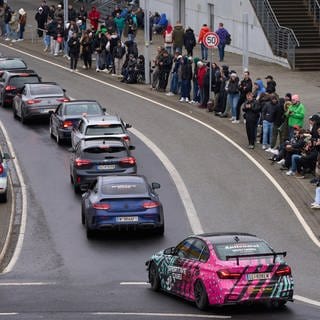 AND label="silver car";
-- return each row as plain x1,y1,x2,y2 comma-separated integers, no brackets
71,115,132,150
0,151,12,203
12,82,69,124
